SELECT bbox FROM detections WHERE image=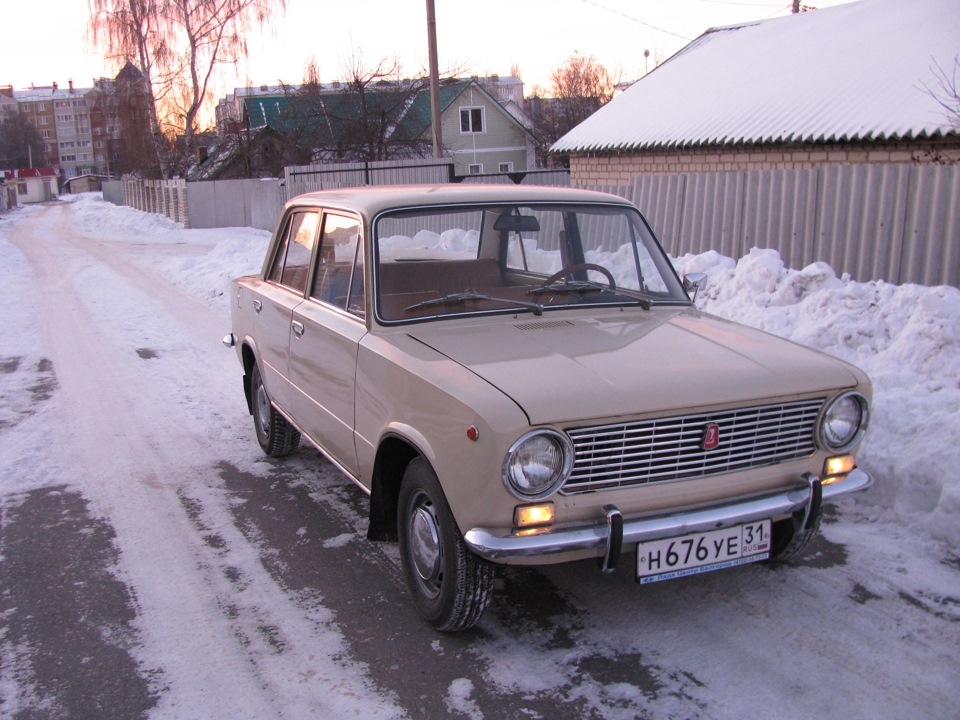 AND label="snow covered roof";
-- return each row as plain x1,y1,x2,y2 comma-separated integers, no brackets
3,167,59,178
553,0,960,154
